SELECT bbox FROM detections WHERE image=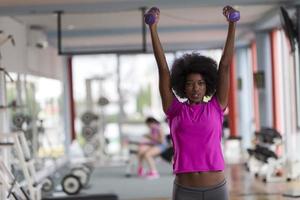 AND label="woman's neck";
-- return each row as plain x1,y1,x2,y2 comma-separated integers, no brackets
188,99,203,105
